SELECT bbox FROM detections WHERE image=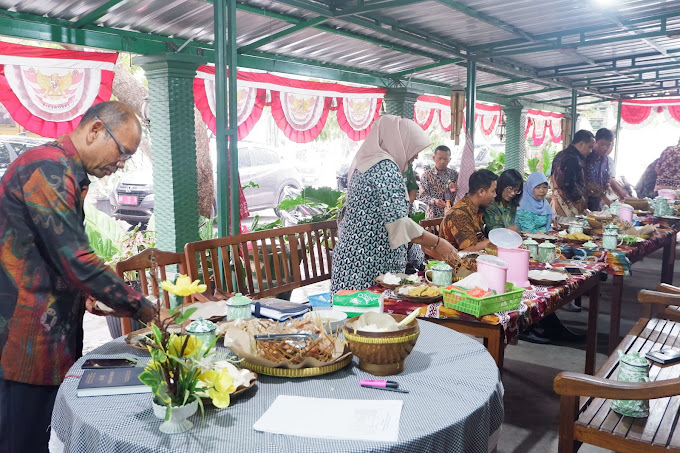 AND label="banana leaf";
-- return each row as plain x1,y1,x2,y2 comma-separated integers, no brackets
84,203,127,264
